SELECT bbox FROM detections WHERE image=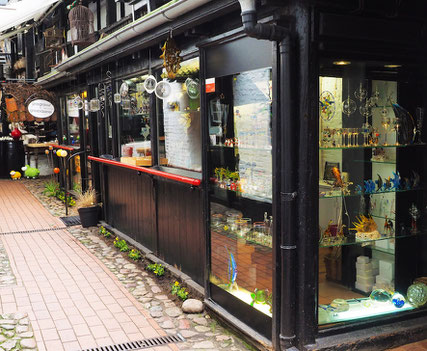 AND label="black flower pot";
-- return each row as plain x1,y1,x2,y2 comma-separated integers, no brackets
78,206,99,228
